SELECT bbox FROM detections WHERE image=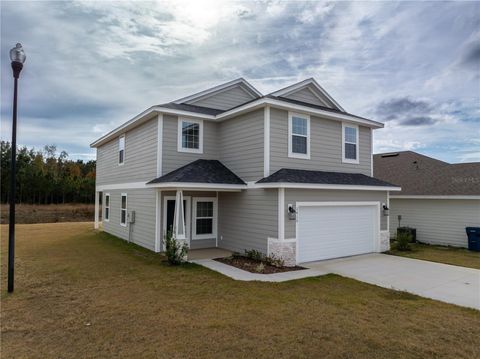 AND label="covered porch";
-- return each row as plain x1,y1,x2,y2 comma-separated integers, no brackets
145,159,247,253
